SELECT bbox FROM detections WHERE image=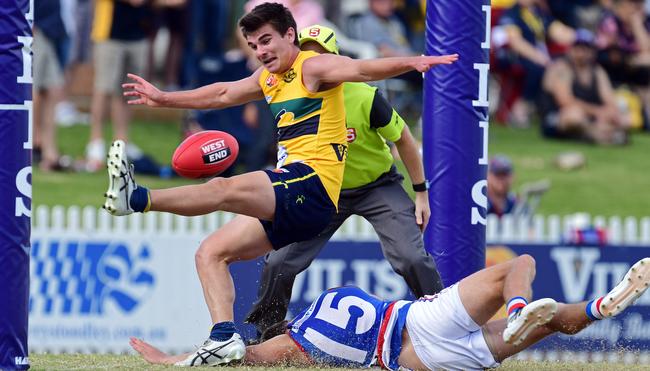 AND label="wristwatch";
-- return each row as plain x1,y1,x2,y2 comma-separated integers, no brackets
412,180,429,192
